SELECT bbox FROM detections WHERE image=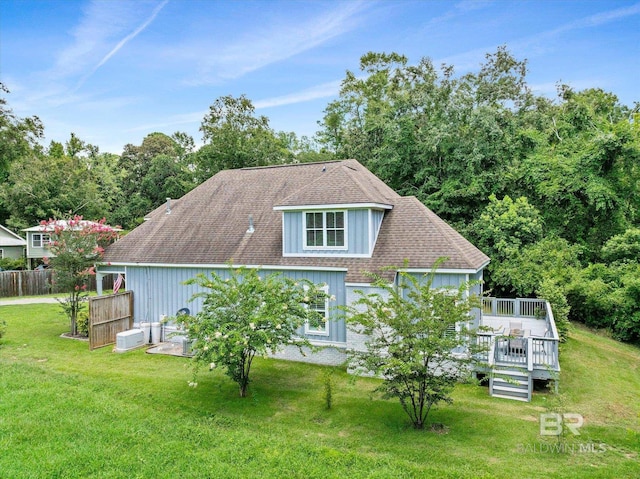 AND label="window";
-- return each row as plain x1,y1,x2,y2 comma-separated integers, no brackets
304,211,346,249
32,234,50,248
305,284,330,336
